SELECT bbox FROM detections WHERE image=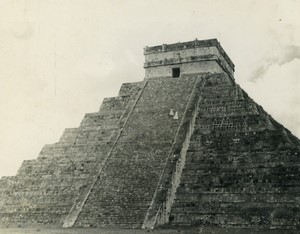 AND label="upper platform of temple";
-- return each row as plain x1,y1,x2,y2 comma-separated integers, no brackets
144,38,235,80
